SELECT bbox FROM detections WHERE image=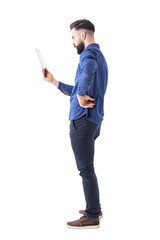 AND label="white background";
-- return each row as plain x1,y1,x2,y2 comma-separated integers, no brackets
0,0,160,239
